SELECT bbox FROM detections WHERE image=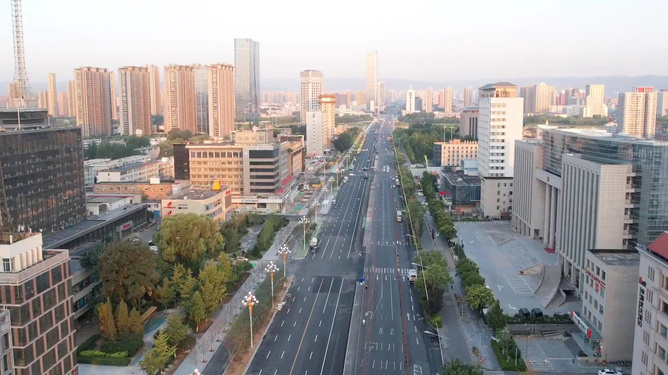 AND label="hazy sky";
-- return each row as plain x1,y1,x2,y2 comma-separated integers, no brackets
1,0,667,85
